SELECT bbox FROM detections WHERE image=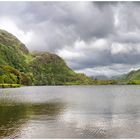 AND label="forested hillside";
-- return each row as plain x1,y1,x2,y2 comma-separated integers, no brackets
0,29,93,86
